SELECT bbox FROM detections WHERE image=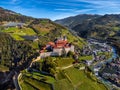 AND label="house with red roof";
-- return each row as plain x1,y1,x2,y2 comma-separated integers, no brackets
40,36,74,58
